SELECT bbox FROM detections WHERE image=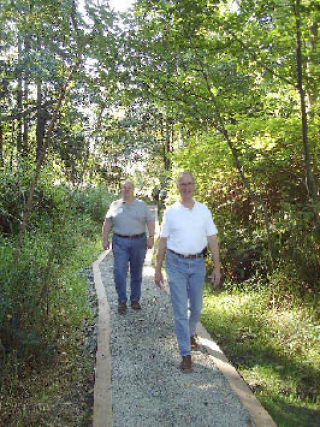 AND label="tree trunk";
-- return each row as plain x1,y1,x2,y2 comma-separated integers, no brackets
0,123,3,166
159,114,167,170
23,78,29,156
36,79,46,162
294,0,318,204
306,17,318,110
14,7,83,259
23,37,30,156
200,66,276,269
17,35,23,154
15,67,78,260
165,115,172,170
